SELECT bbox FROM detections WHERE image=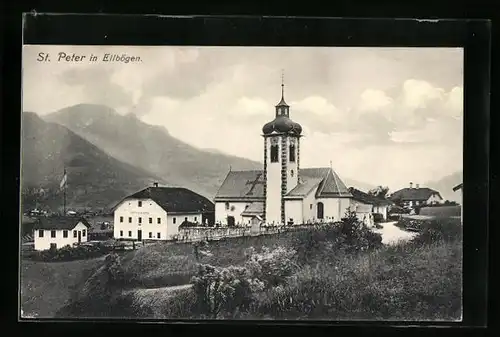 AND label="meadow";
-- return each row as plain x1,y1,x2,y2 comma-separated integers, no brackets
21,212,462,321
